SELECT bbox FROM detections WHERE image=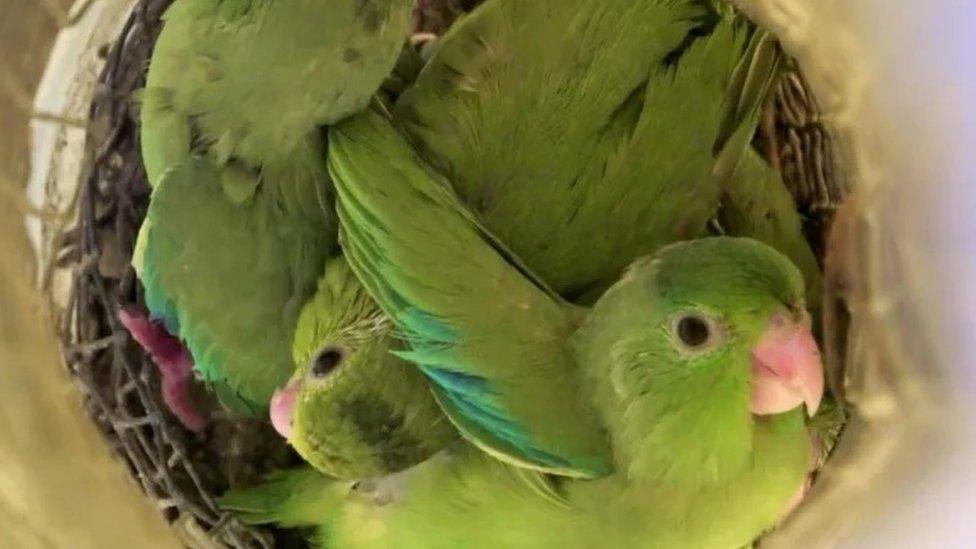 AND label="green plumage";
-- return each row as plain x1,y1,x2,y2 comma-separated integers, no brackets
710,28,823,315
218,467,345,528
218,467,347,546
141,0,412,185
397,0,761,297
331,425,806,548
718,147,824,317
133,0,411,413
281,0,770,476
